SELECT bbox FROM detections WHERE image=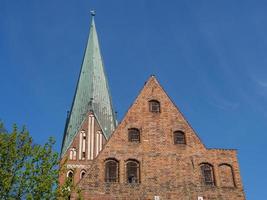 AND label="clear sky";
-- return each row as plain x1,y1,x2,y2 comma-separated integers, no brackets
1,0,266,199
